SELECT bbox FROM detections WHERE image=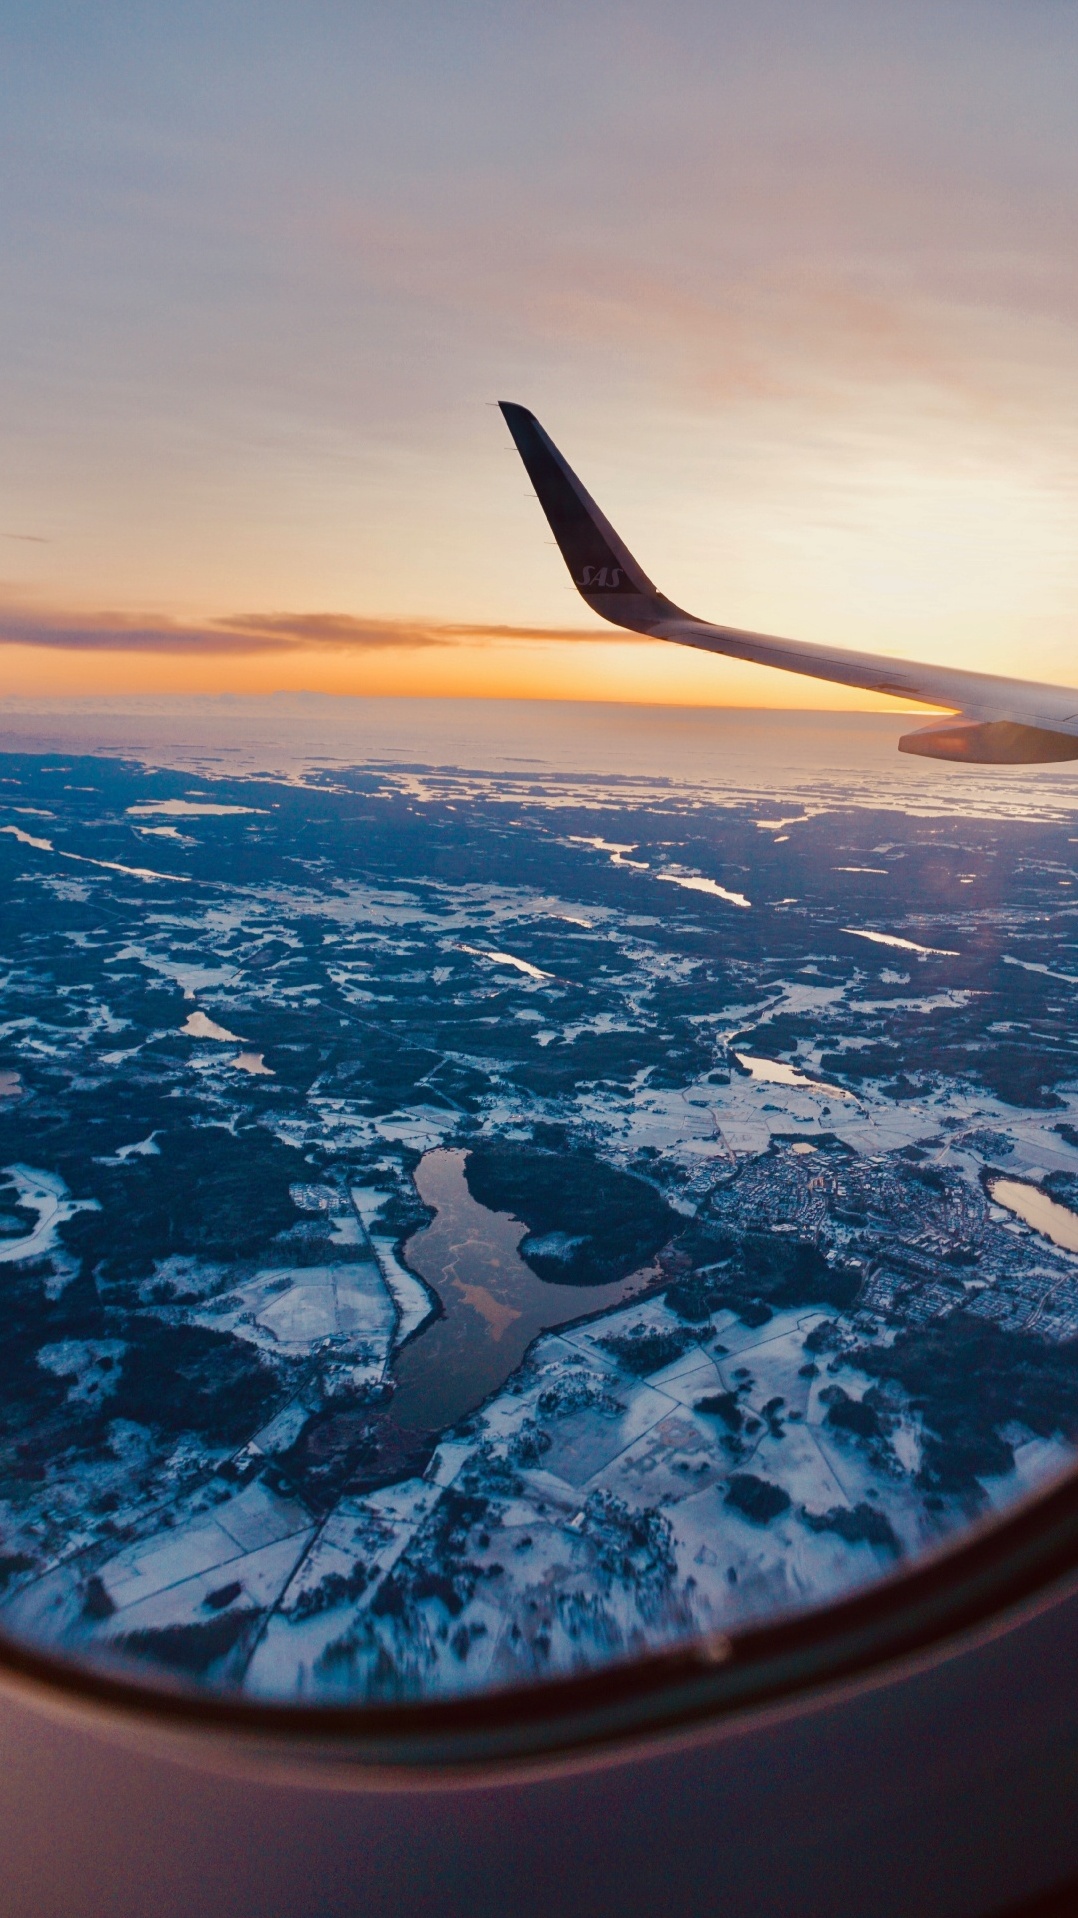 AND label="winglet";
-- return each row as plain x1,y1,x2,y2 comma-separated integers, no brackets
499,403,680,633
